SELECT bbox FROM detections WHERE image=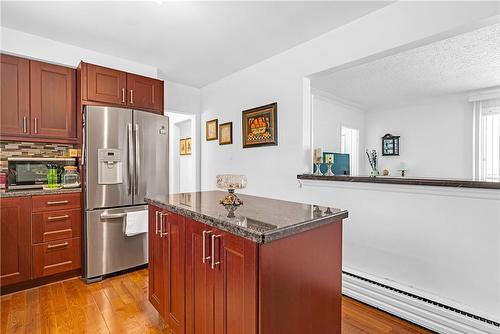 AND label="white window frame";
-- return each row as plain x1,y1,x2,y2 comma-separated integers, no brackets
473,99,500,182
